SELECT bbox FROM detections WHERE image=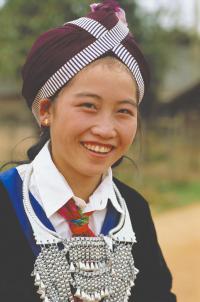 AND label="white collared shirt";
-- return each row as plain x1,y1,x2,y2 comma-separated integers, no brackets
17,142,124,239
